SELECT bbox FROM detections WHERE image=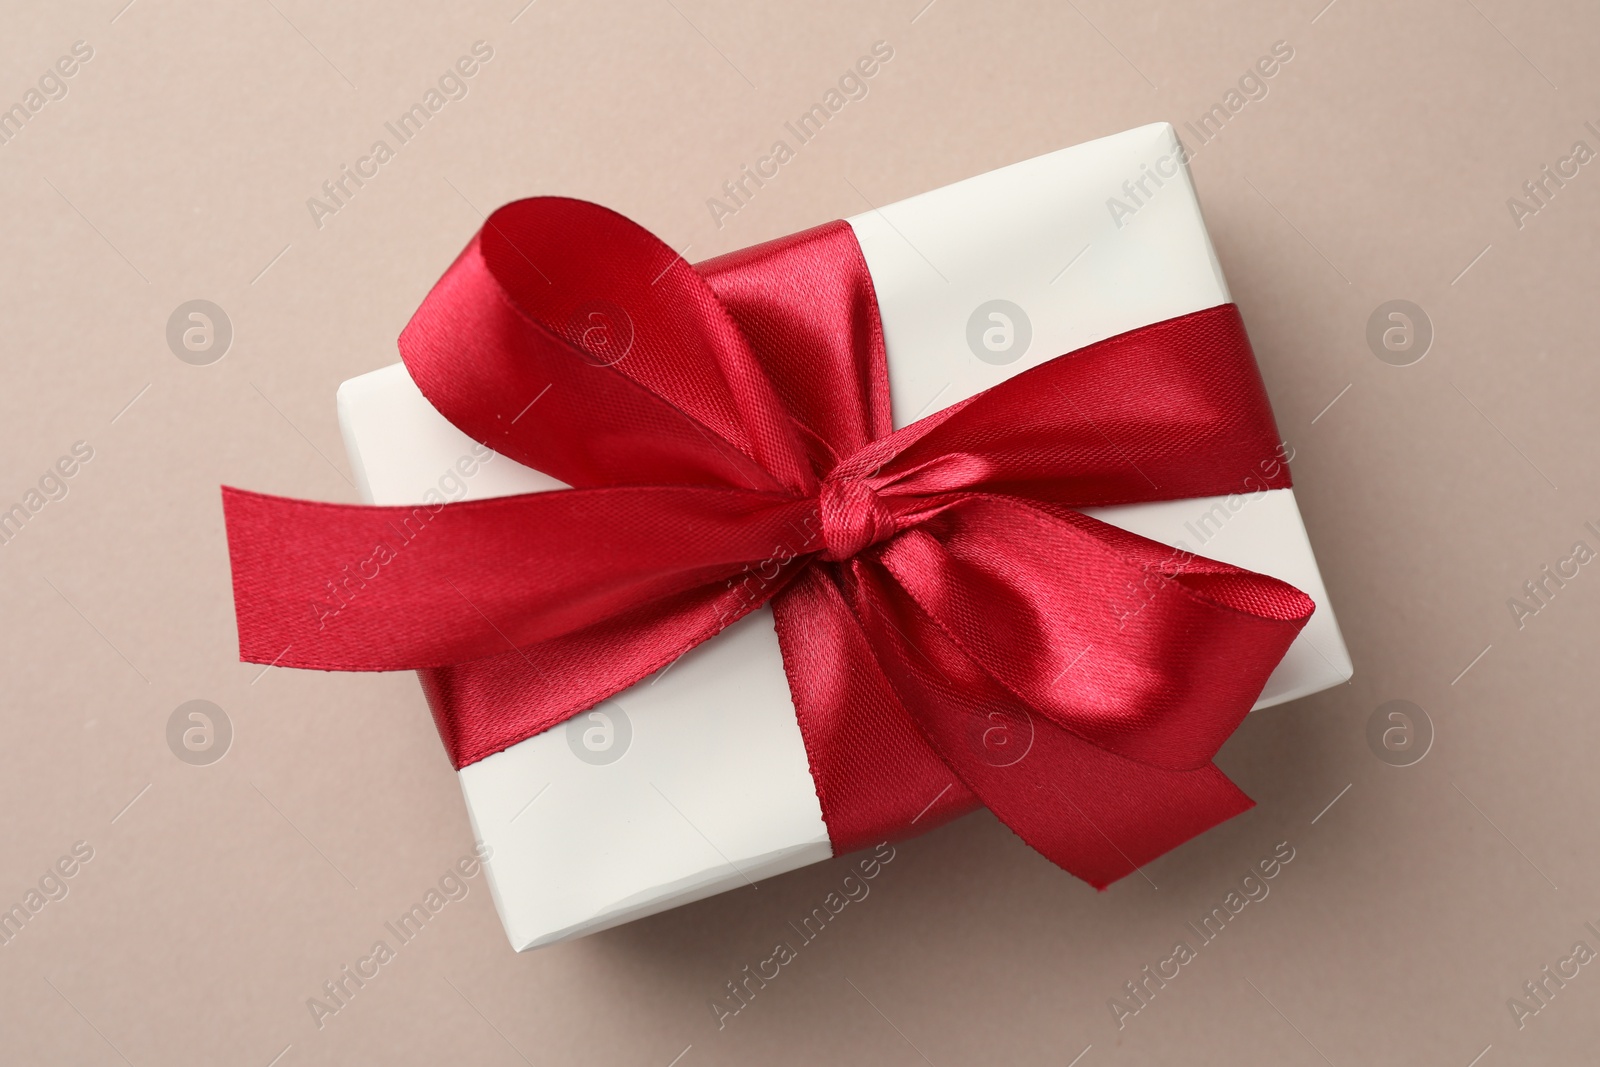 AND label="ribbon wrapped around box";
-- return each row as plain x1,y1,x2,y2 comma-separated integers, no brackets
223,122,1351,950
